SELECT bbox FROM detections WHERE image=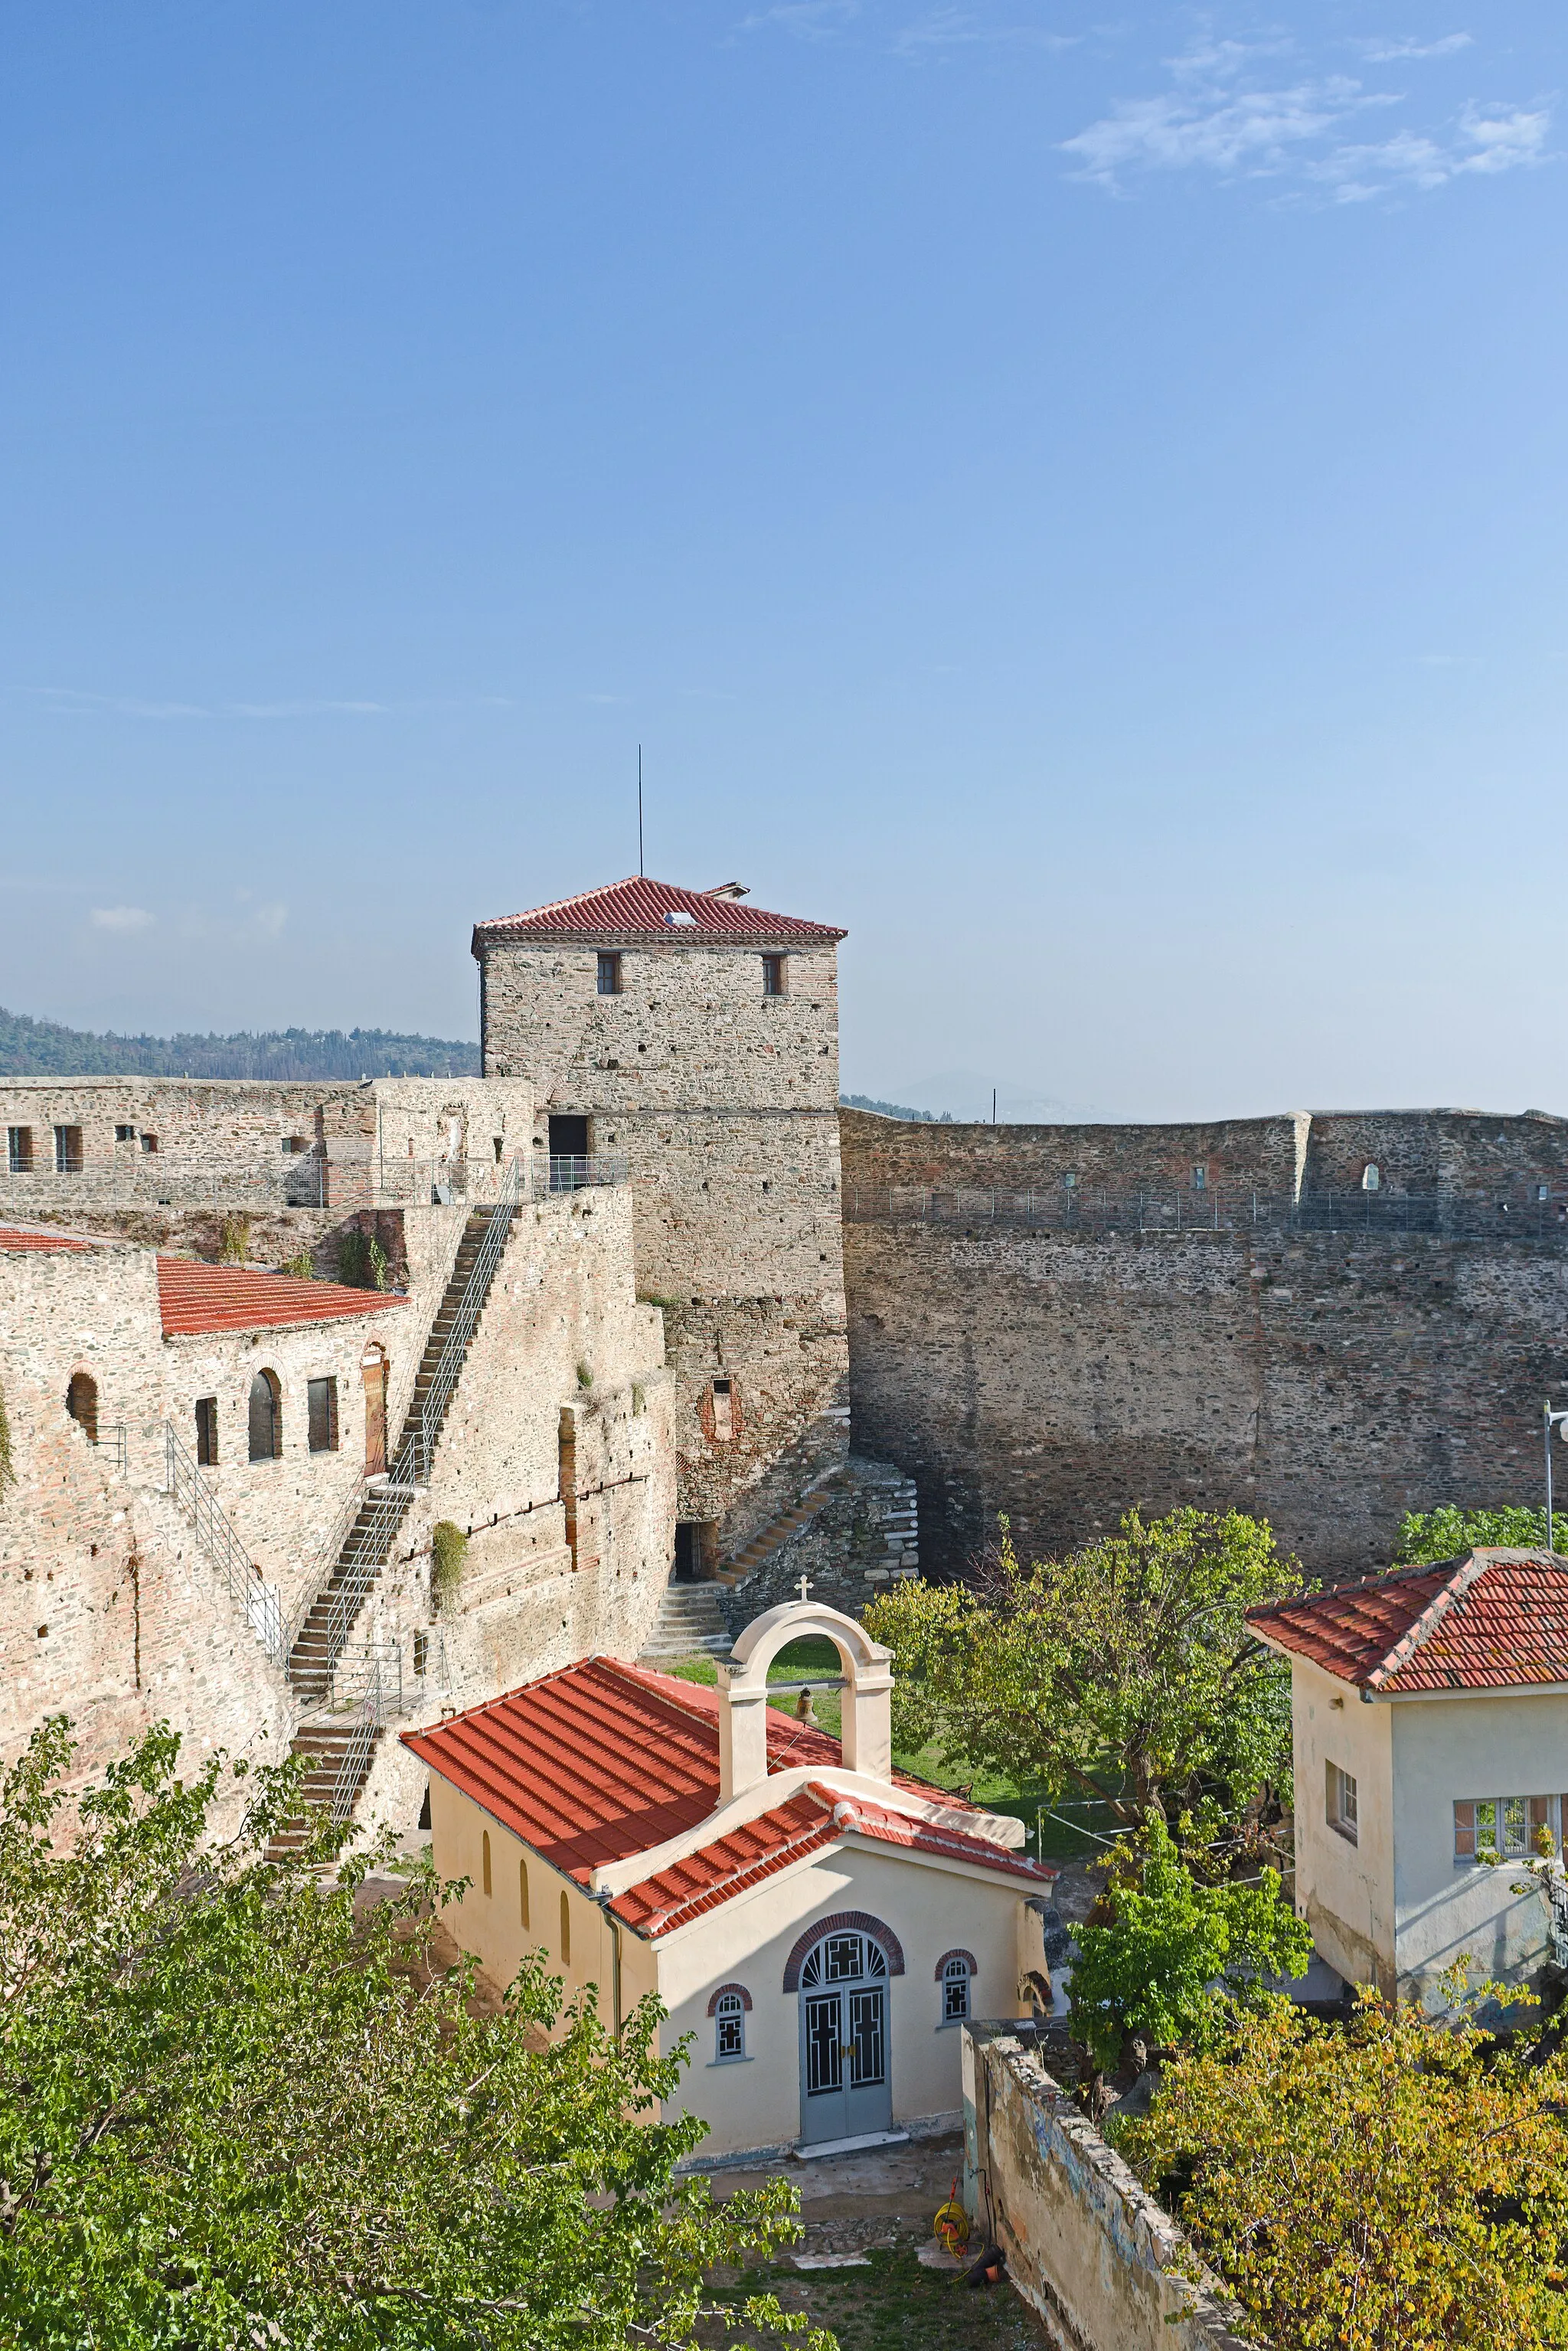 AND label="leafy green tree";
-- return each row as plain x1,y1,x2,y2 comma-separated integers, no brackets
1067,1810,1312,2078
1396,1503,1553,1563
1121,1985,1568,2351
0,1718,826,2351
864,1507,1301,1827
